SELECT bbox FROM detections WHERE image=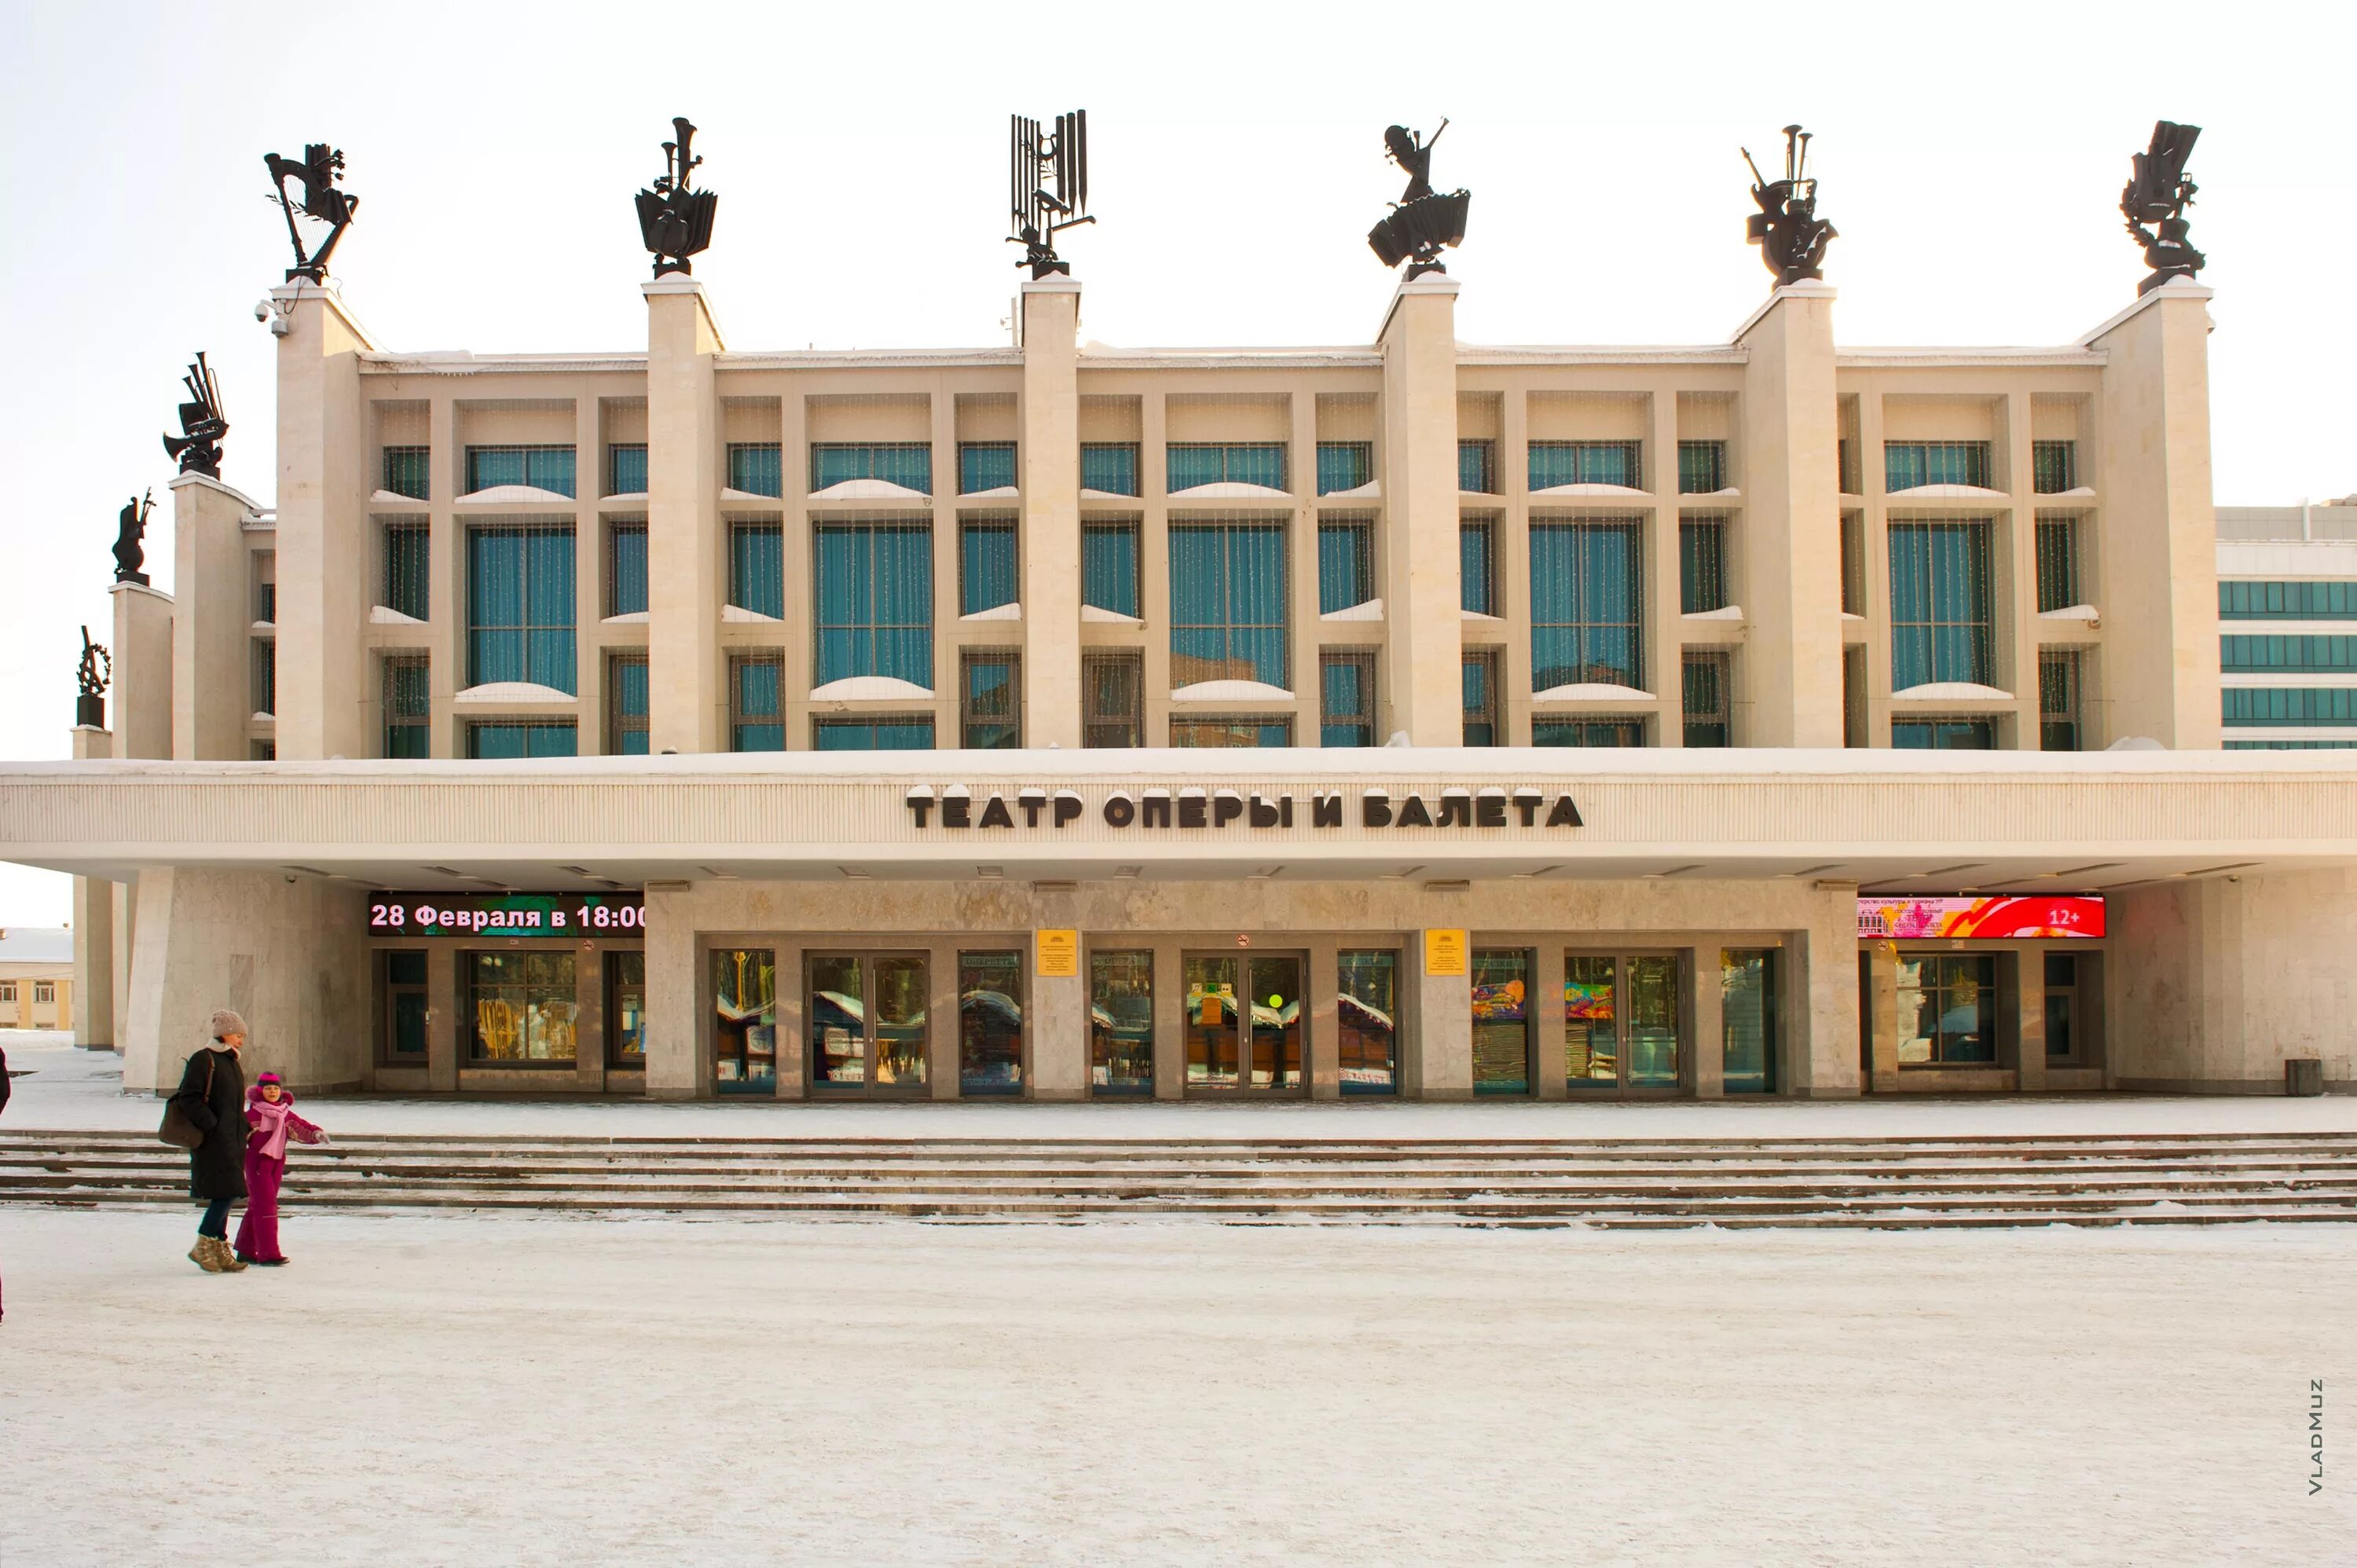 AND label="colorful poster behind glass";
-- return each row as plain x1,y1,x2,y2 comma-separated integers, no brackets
1857,895,2105,940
